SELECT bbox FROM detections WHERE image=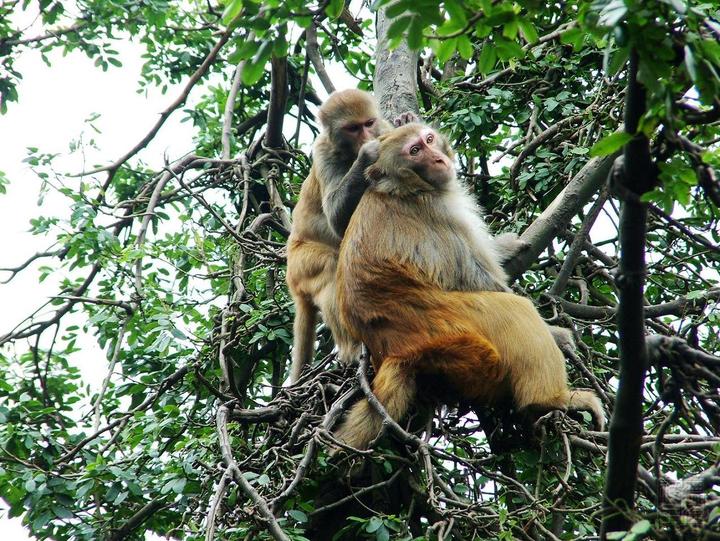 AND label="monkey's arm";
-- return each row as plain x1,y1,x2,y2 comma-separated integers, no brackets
323,141,379,237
